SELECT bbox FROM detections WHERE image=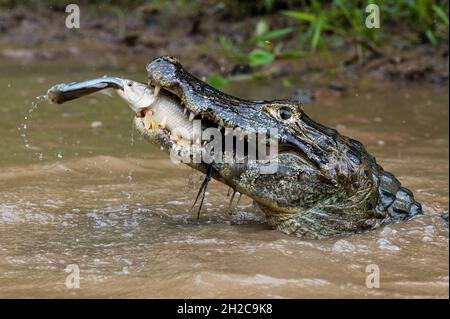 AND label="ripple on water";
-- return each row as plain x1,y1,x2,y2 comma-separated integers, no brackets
195,272,331,289
0,203,56,224
332,239,356,254
377,238,401,251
